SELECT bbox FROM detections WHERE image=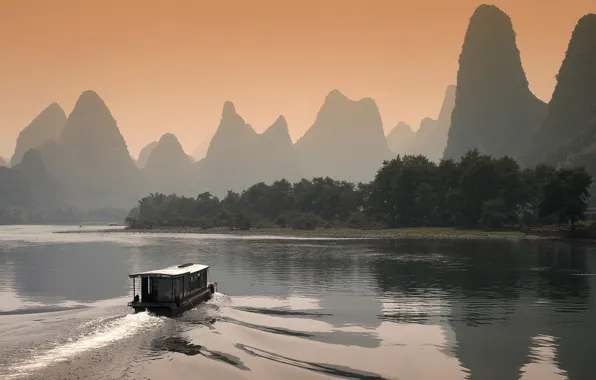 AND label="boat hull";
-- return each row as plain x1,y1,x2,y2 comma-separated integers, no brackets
130,287,213,317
